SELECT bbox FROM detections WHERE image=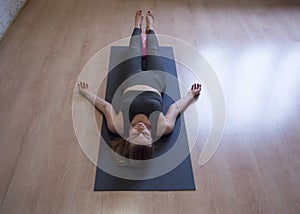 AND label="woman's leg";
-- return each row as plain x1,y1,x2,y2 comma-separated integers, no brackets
145,11,164,71
129,28,142,58
127,11,143,73
126,27,142,74
145,11,166,92
114,11,143,109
